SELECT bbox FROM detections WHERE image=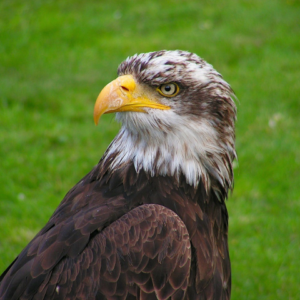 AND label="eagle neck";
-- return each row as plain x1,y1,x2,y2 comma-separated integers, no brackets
100,117,234,200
